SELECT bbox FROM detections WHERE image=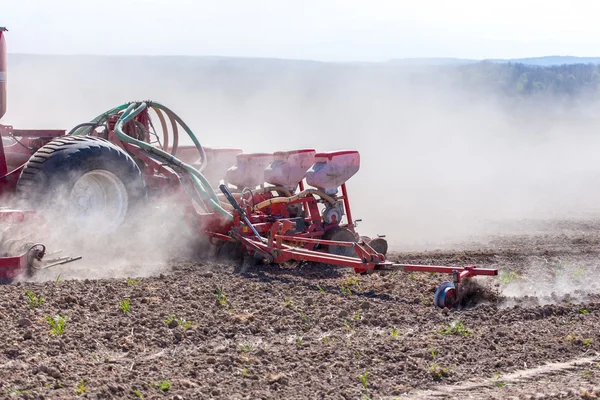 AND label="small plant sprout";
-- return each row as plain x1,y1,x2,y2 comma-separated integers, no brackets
239,344,255,353
284,297,293,307
316,285,326,294
127,278,141,286
24,289,43,308
429,363,449,381
344,275,361,288
352,312,362,321
297,335,303,346
583,338,593,347
571,267,585,279
300,311,308,322
133,389,144,399
153,381,171,392
391,327,399,340
164,315,192,329
438,320,472,336
498,269,521,284
75,379,87,395
340,285,353,295
430,349,439,359
46,314,67,335
357,370,369,390
119,298,131,313
580,308,590,315
214,288,227,306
